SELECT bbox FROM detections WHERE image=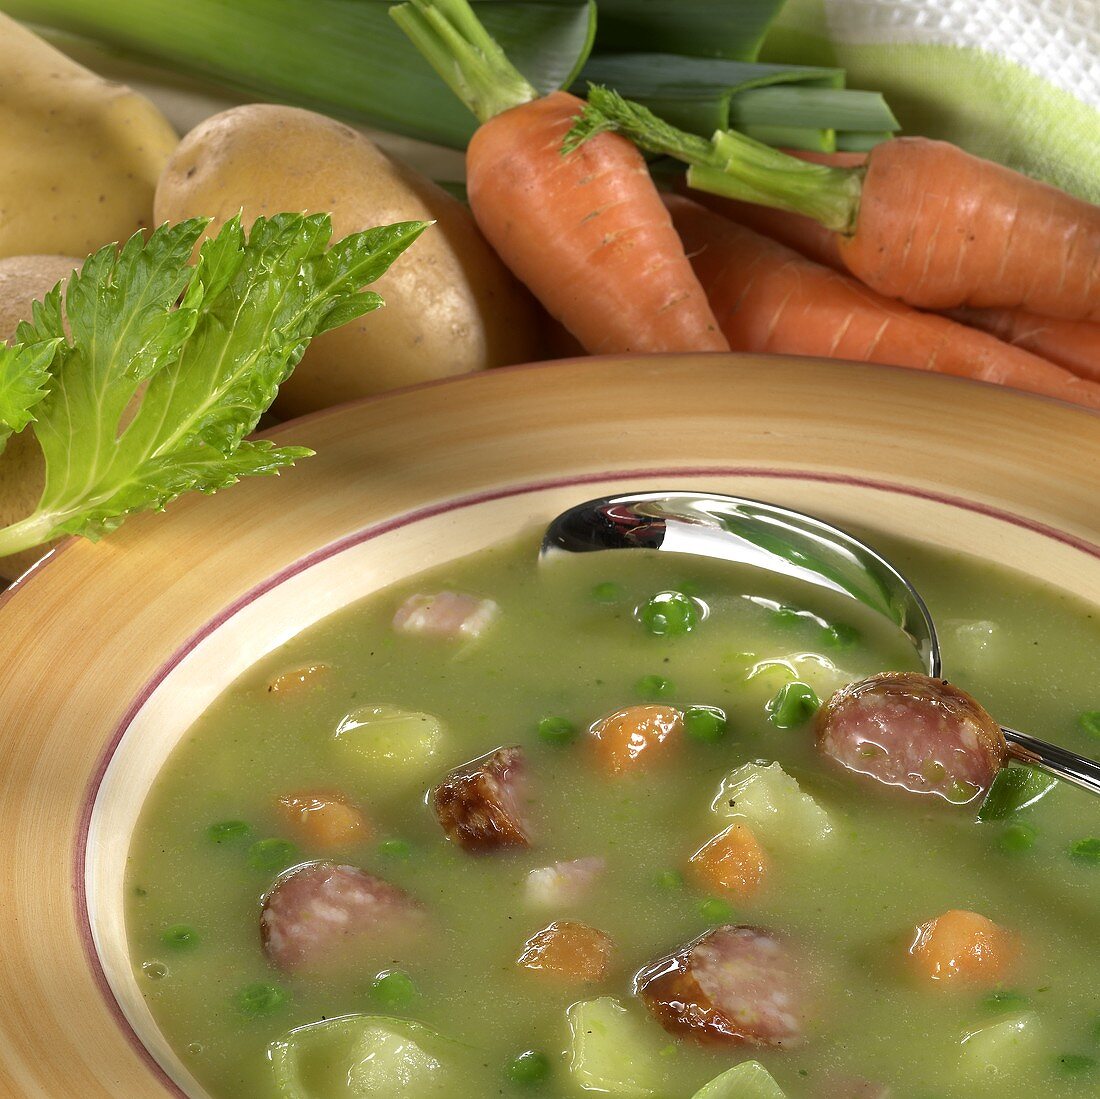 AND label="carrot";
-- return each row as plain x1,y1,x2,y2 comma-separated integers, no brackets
517,920,614,983
275,791,370,850
667,195,1100,412
267,663,329,695
946,308,1100,383
690,175,1100,384
589,704,683,775
689,823,769,899
390,1,727,356
571,88,1100,322
908,909,1019,986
